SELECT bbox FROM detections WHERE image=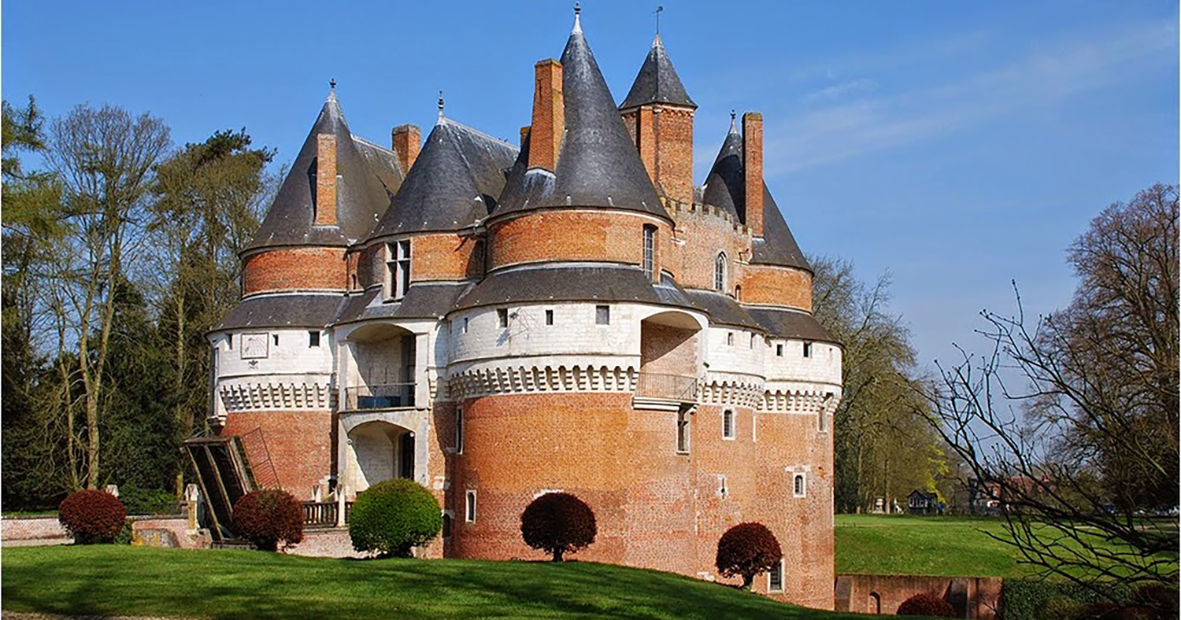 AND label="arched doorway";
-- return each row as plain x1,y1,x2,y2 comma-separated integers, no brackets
345,420,415,494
